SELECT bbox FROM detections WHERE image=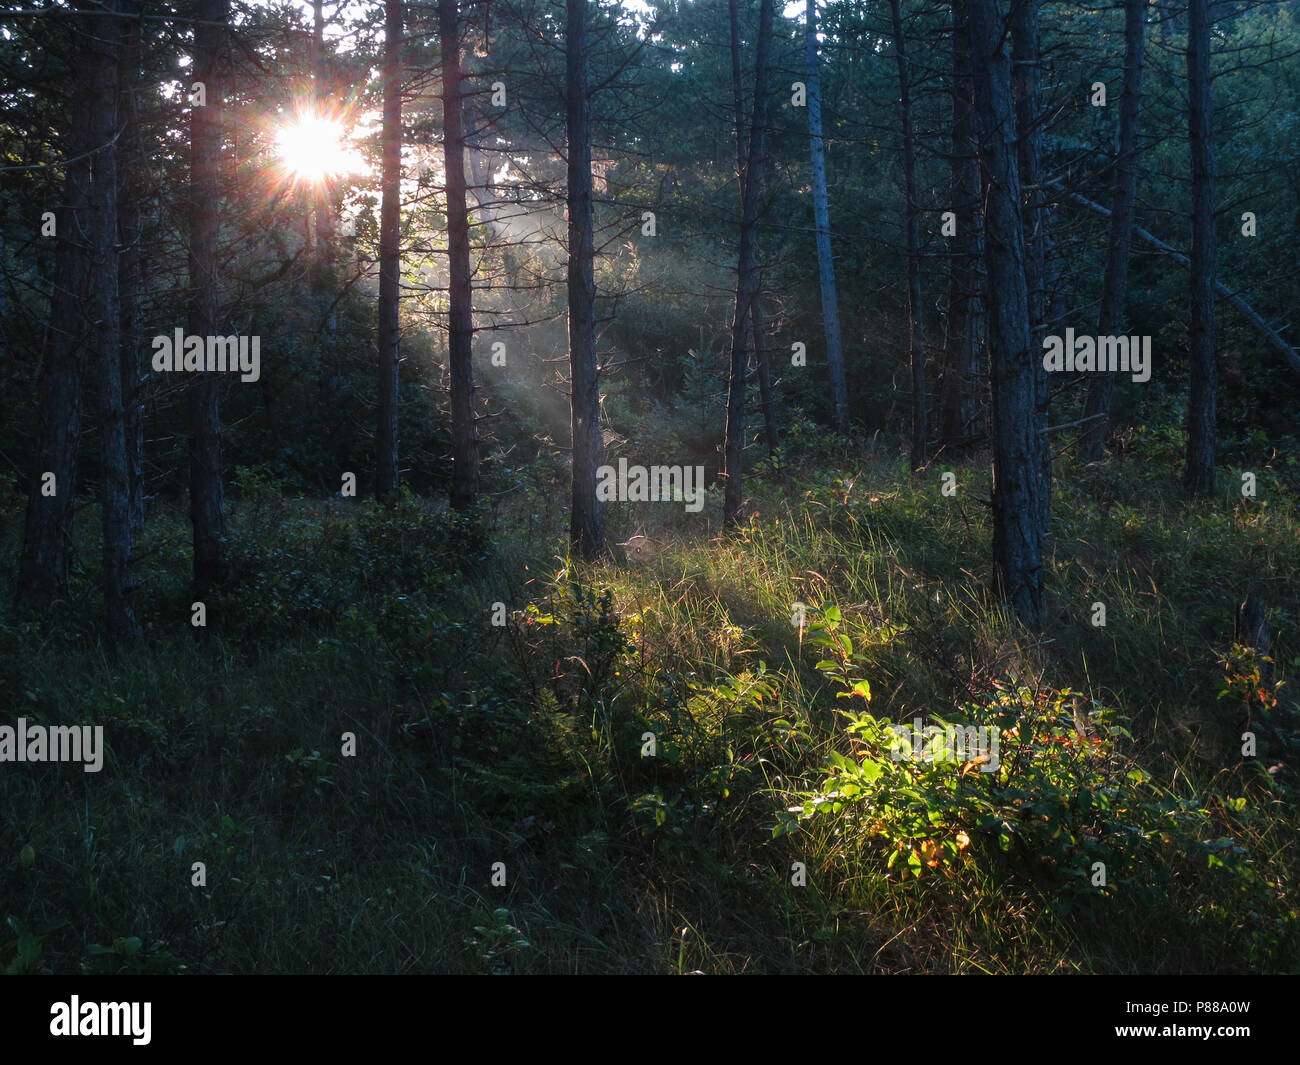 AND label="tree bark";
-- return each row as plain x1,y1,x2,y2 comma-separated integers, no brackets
311,0,335,251
90,0,138,643
1010,0,1051,539
969,0,1046,628
376,0,403,499
17,4,107,615
1184,0,1217,497
723,0,774,527
1079,0,1146,462
118,0,145,533
189,0,228,597
567,0,604,557
890,0,927,468
729,0,778,460
805,0,848,432
940,0,983,450
441,0,480,510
